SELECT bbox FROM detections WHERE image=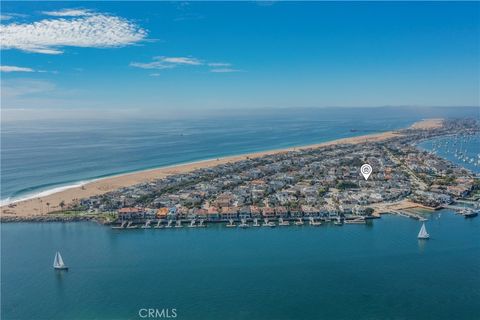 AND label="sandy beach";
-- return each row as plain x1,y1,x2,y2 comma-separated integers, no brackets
1,118,443,218
409,118,444,129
